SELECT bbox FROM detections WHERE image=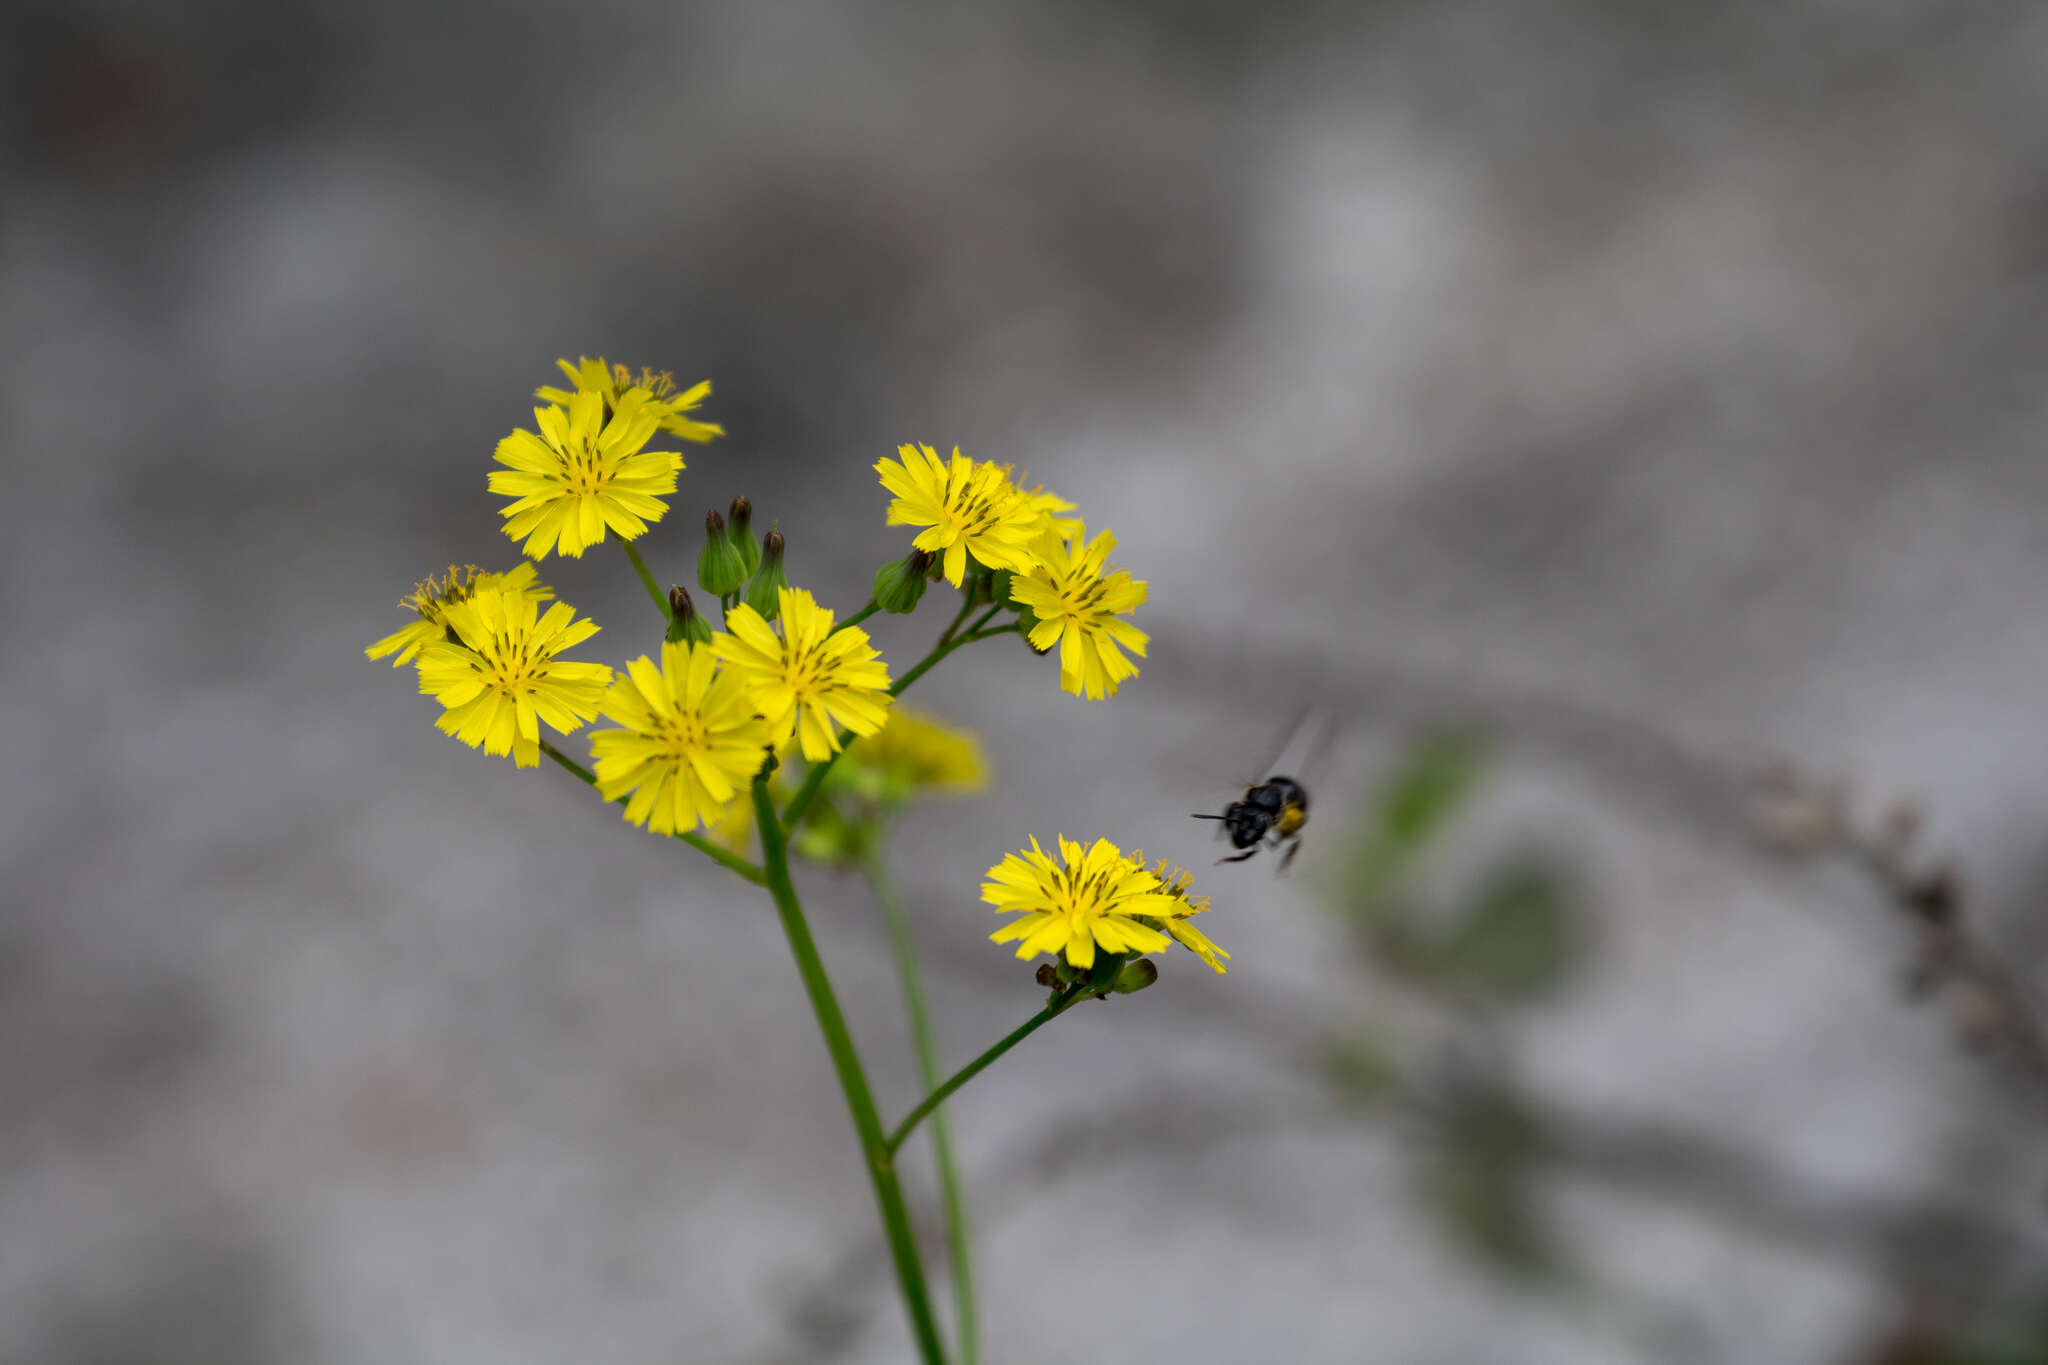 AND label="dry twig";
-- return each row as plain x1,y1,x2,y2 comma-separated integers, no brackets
1753,762,2048,1105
